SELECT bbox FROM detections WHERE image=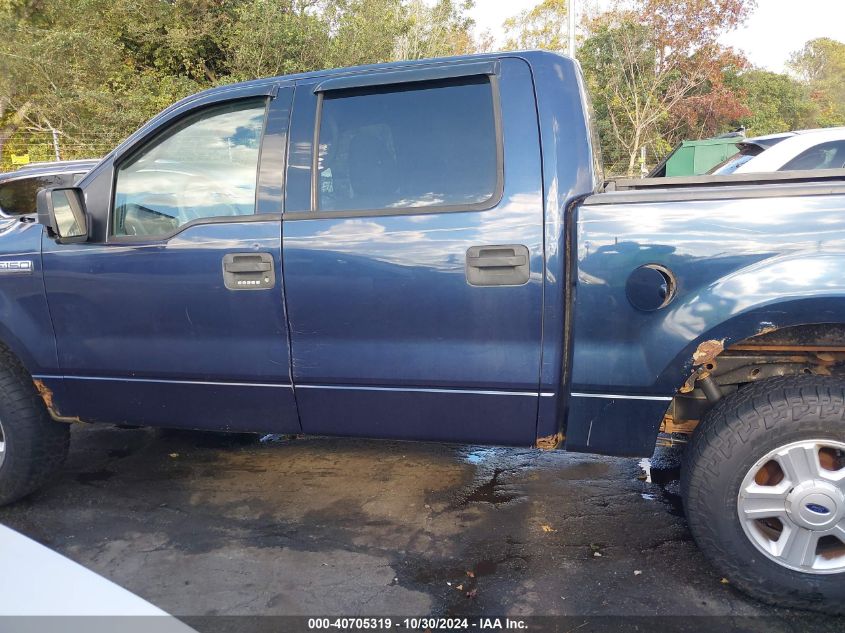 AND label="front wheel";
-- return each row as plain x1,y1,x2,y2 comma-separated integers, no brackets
0,347,69,505
682,376,845,614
